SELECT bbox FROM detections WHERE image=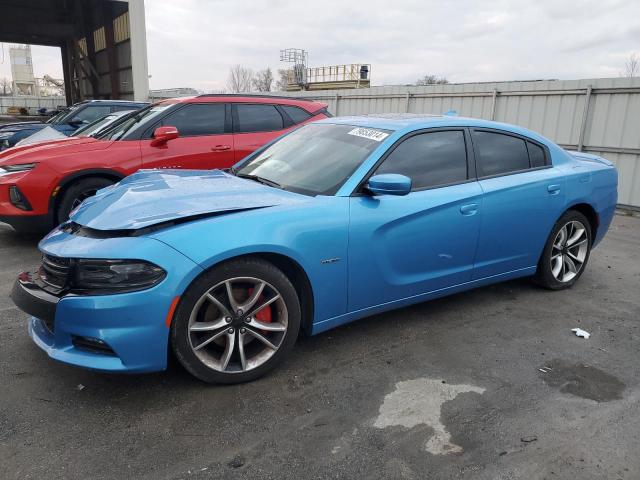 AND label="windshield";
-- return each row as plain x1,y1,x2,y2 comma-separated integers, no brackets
72,114,117,137
53,104,85,124
71,111,134,137
45,109,69,124
96,103,173,141
236,123,391,196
